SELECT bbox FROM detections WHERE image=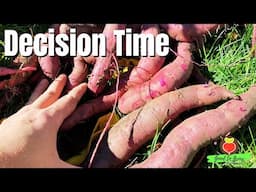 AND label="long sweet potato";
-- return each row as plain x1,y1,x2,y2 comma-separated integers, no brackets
0,55,38,90
88,84,237,168
0,66,36,76
160,24,222,42
39,24,104,80
131,85,256,168
54,24,105,35
118,42,194,114
38,29,61,79
126,24,165,87
38,55,60,79
87,24,126,94
66,56,88,91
